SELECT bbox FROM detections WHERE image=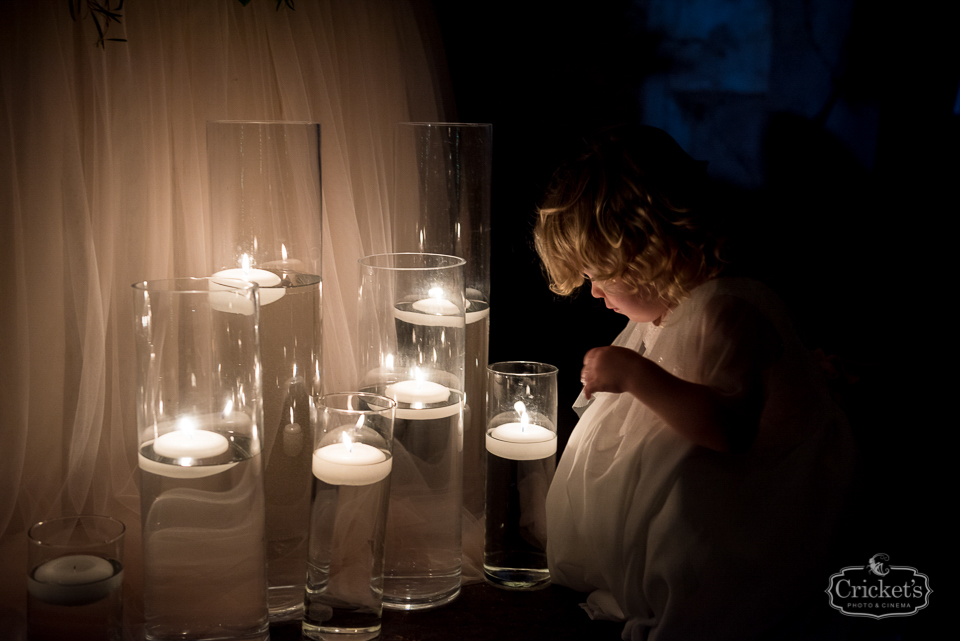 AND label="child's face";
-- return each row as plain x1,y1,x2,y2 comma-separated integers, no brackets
587,275,670,324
